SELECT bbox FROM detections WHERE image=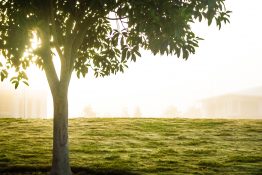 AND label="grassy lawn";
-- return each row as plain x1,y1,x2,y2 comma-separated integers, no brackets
0,118,262,175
